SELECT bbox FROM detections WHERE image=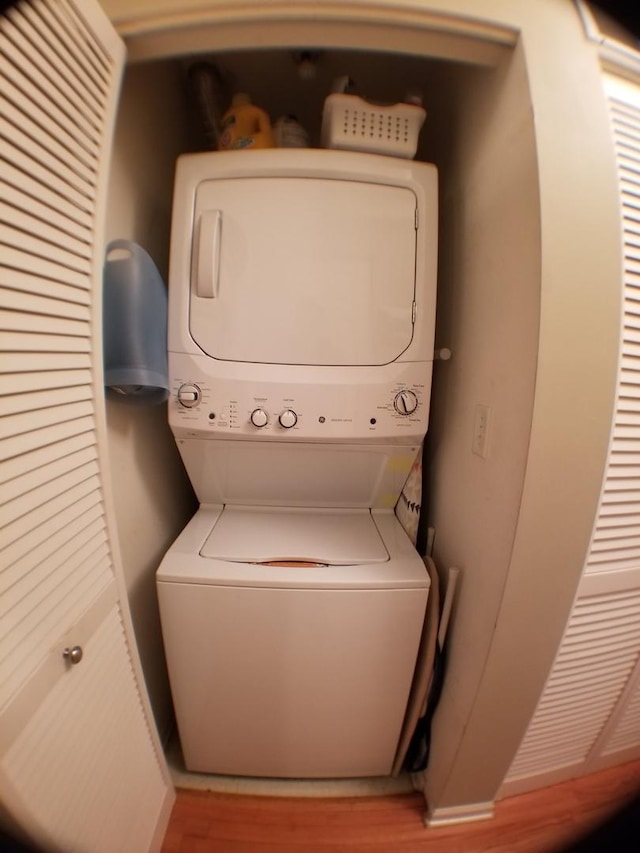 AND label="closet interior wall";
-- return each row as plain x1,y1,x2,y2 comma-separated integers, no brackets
103,45,541,795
